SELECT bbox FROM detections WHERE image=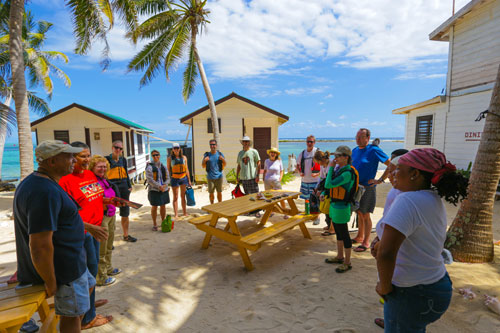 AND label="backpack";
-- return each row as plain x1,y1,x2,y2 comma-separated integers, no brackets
144,162,167,188
328,165,364,213
204,151,224,173
299,148,320,175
